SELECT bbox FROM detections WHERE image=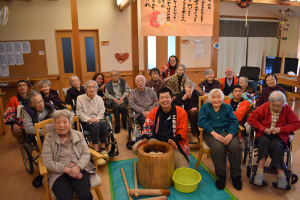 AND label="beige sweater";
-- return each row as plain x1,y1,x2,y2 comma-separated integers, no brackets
76,94,105,123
